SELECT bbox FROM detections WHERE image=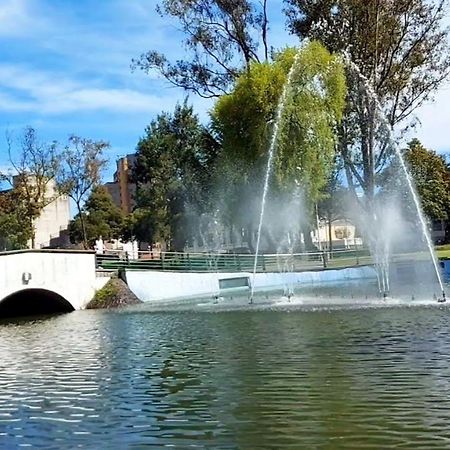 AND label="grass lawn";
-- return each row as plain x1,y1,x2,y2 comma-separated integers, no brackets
436,245,450,259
